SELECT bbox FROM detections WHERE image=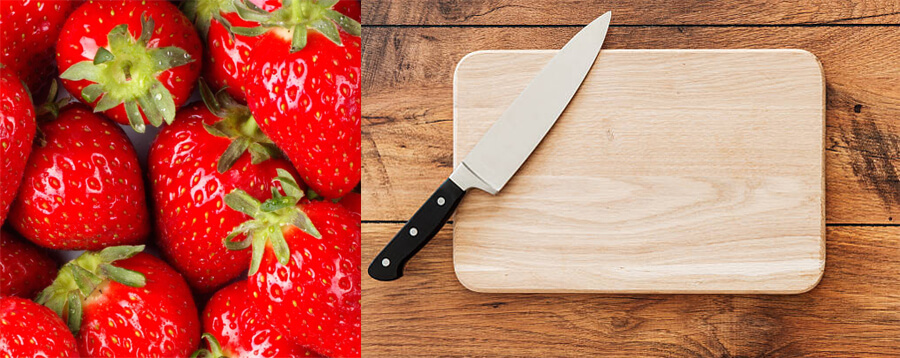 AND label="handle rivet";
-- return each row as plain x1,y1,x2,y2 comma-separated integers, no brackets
381,258,390,267
409,227,418,236
437,197,446,206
